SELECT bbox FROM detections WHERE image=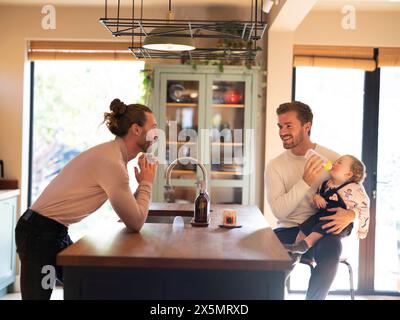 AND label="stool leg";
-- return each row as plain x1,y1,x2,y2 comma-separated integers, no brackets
348,263,355,300
286,275,291,294
341,260,355,300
